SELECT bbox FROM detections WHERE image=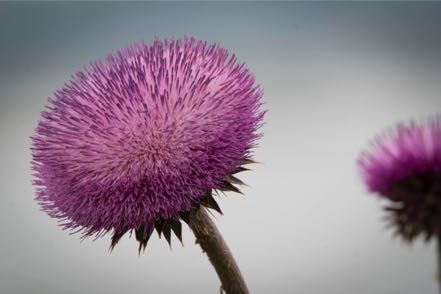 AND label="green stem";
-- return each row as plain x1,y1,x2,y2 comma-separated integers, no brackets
188,207,249,294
